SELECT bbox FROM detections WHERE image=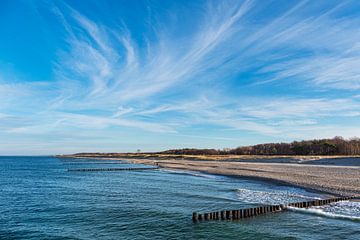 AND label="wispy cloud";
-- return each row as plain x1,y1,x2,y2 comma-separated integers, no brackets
1,0,360,153
52,1,256,105
238,98,360,119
